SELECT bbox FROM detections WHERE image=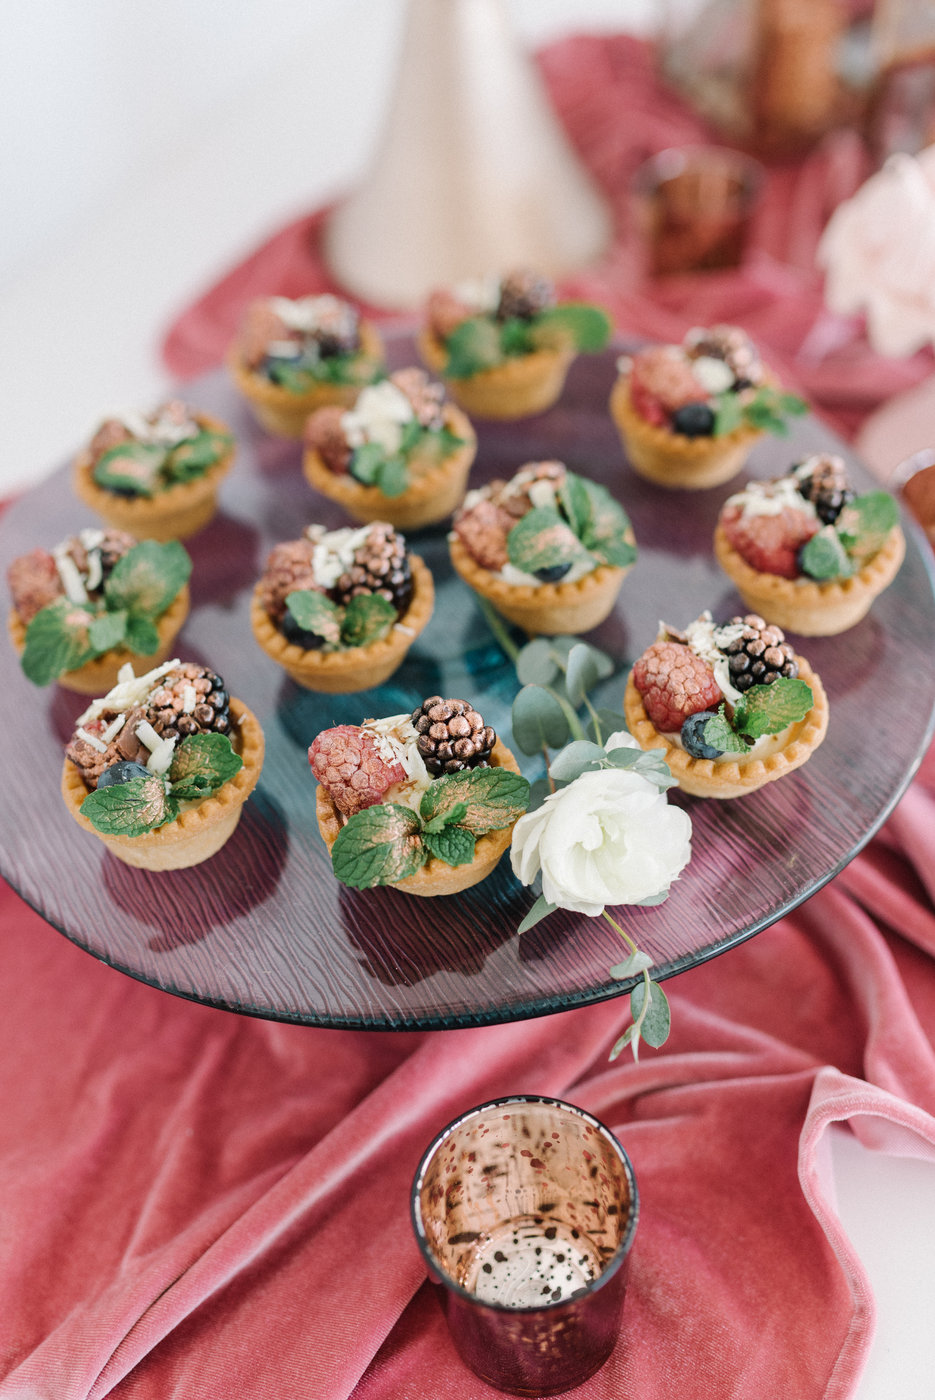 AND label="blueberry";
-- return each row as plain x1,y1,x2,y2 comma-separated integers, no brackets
680,711,724,760
672,402,715,437
281,612,325,651
97,760,151,788
534,561,573,583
